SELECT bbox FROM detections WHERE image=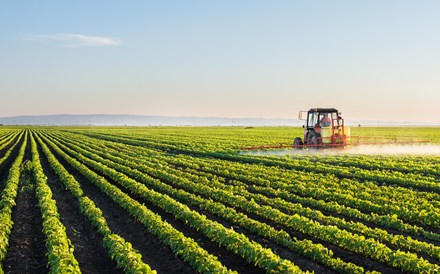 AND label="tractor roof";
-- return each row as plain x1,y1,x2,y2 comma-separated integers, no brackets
308,108,339,113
